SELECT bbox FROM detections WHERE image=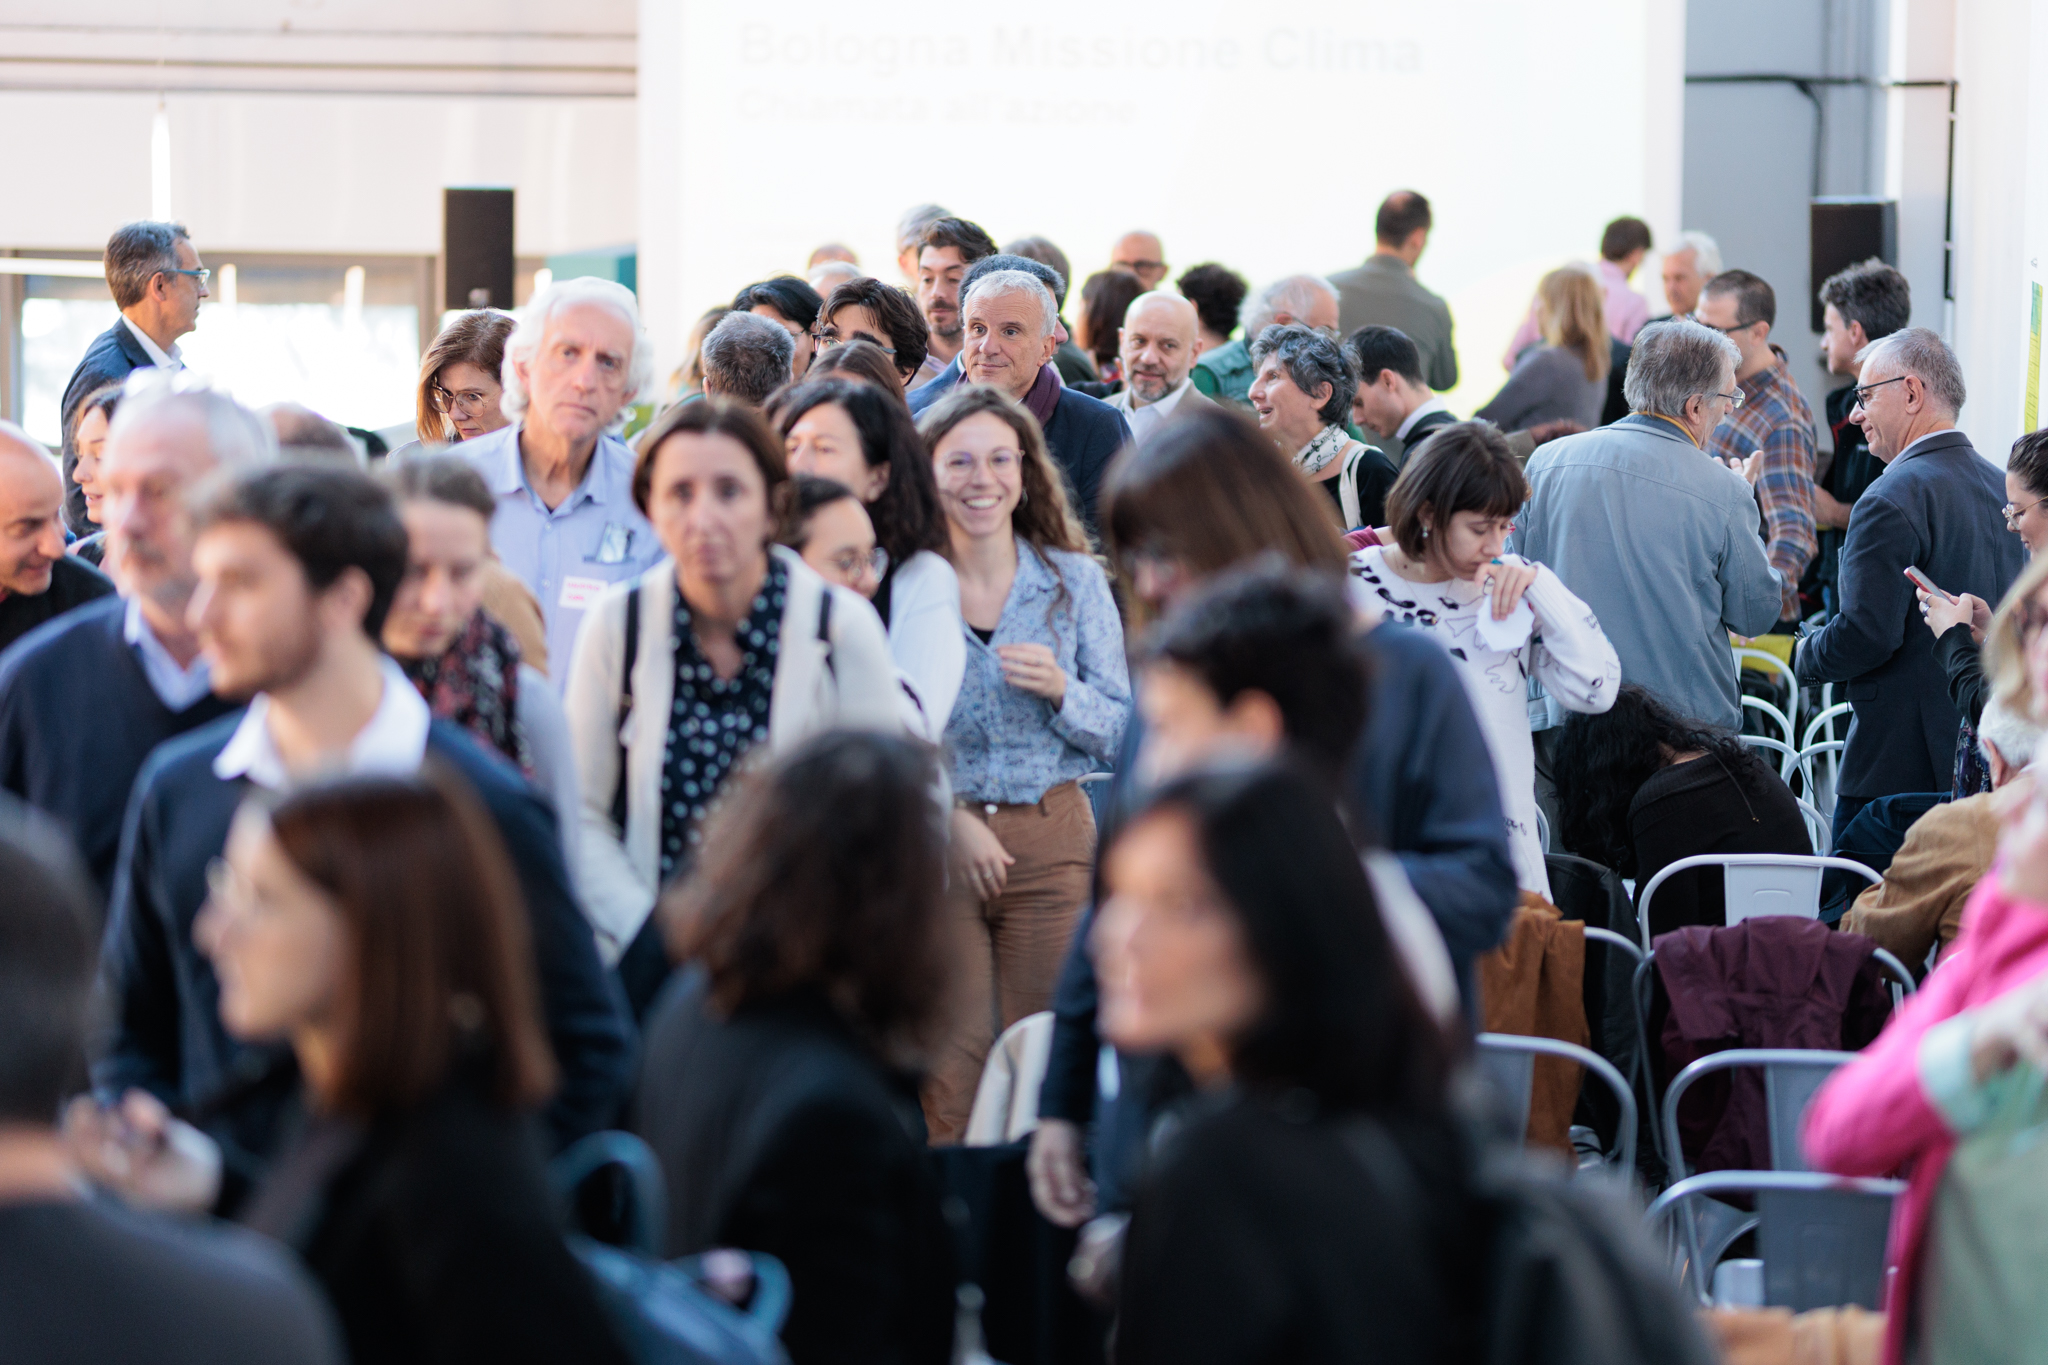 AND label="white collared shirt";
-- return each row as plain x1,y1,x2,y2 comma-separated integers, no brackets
213,656,432,791
1112,376,1195,444
124,598,213,712
1395,396,1451,442
120,313,182,369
